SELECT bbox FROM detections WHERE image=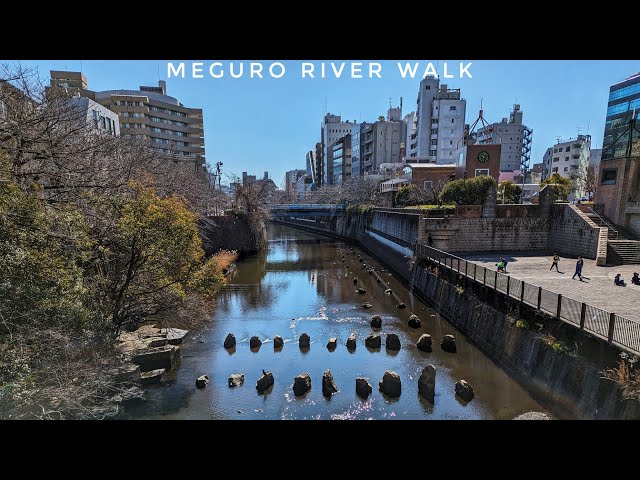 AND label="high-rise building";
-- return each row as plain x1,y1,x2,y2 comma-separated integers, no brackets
472,104,533,172
351,125,362,178
50,71,205,162
356,107,406,176
328,134,352,184
415,76,466,163
541,134,591,199
403,111,418,159
590,148,602,169
602,72,640,160
67,97,120,137
285,169,306,196
321,113,357,185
